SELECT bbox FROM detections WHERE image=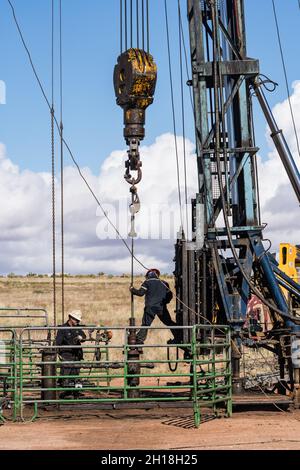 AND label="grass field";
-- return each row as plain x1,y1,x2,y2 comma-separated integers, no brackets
0,275,277,377
0,275,177,366
0,275,175,329
0,275,188,385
